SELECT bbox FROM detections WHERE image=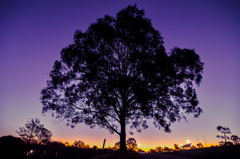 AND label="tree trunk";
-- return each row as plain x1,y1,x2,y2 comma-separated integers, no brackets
224,133,227,144
119,118,127,152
